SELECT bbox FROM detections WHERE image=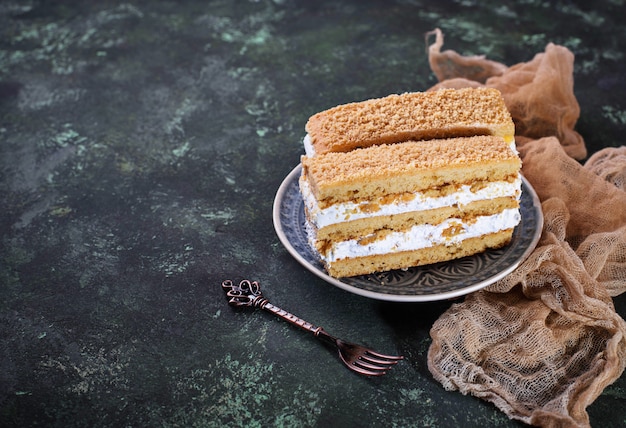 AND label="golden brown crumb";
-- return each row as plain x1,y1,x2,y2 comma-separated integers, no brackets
305,88,514,155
